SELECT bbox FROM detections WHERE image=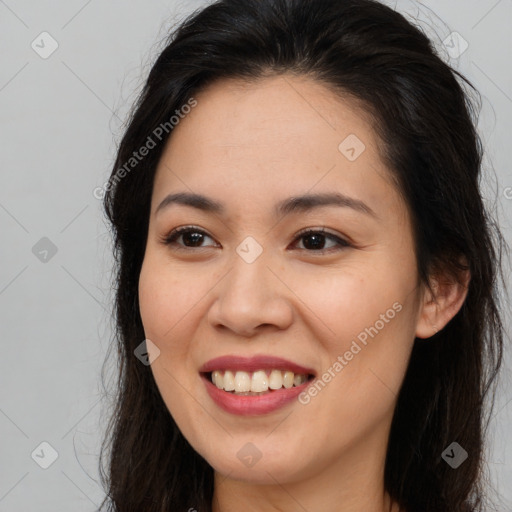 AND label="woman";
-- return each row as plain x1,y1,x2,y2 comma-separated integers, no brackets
98,0,507,510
